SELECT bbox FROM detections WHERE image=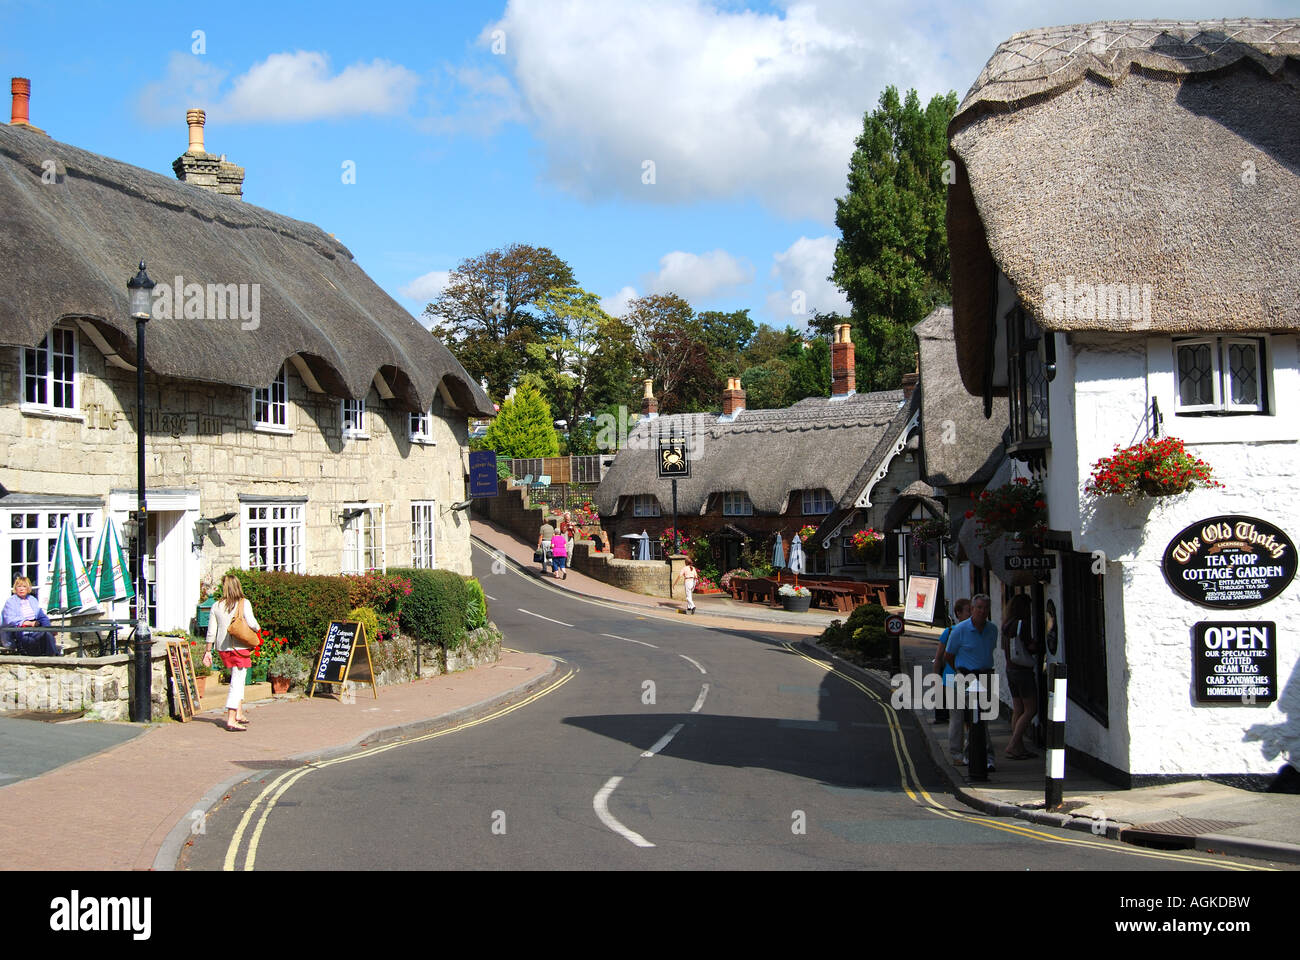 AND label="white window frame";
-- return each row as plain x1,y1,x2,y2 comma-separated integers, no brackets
341,502,385,574
252,366,291,433
410,501,436,568
20,326,81,420
409,408,435,445
632,494,661,518
4,505,100,598
1173,336,1266,415
243,502,305,573
801,488,834,515
341,398,368,440
722,491,753,517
